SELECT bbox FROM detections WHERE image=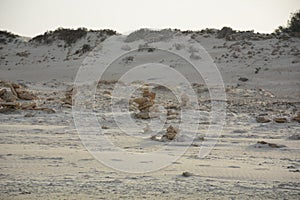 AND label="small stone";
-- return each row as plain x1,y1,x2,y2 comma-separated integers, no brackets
101,125,110,129
273,117,288,123
256,116,270,123
238,77,248,82
24,112,35,117
182,171,193,177
292,113,300,123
